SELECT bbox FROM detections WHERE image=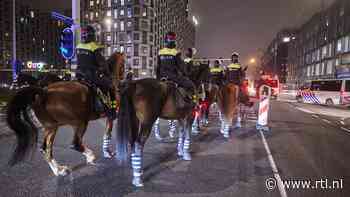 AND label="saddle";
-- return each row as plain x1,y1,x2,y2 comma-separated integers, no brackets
77,78,114,115
163,80,196,109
